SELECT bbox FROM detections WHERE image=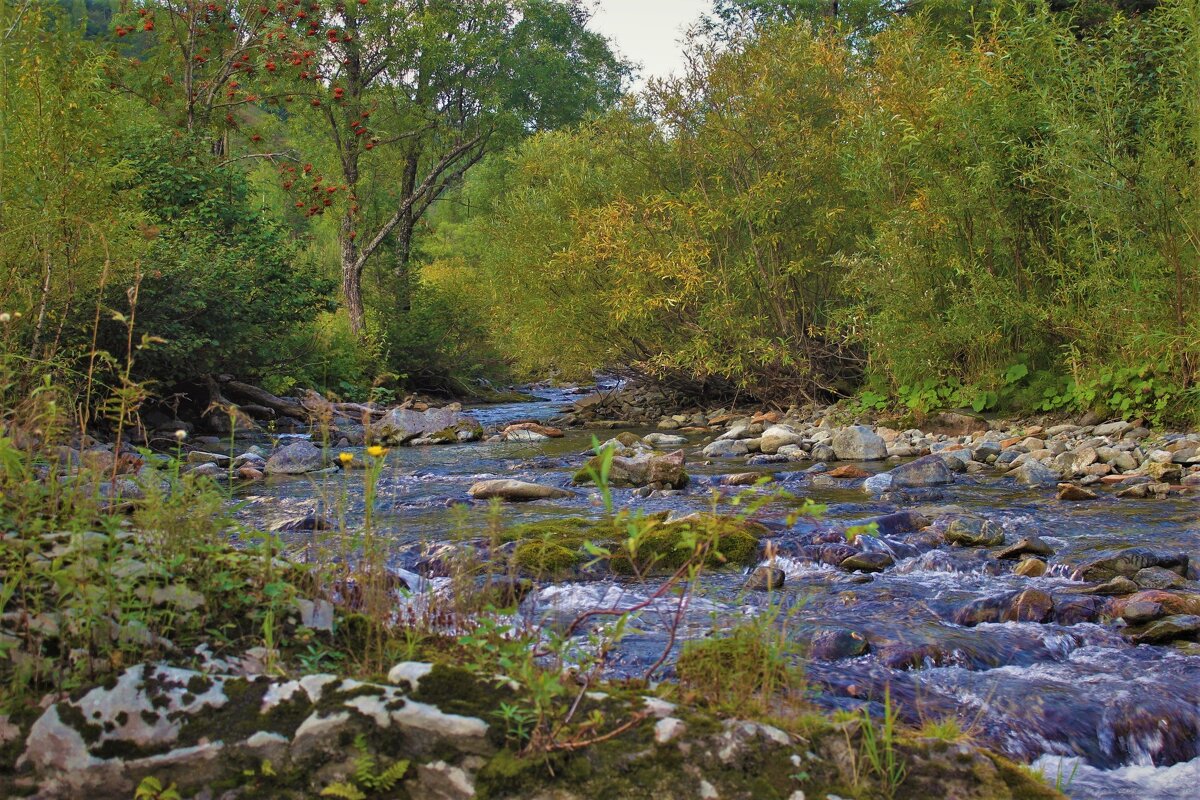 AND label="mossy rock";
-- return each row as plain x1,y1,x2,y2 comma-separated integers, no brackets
498,513,766,577
512,540,583,578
